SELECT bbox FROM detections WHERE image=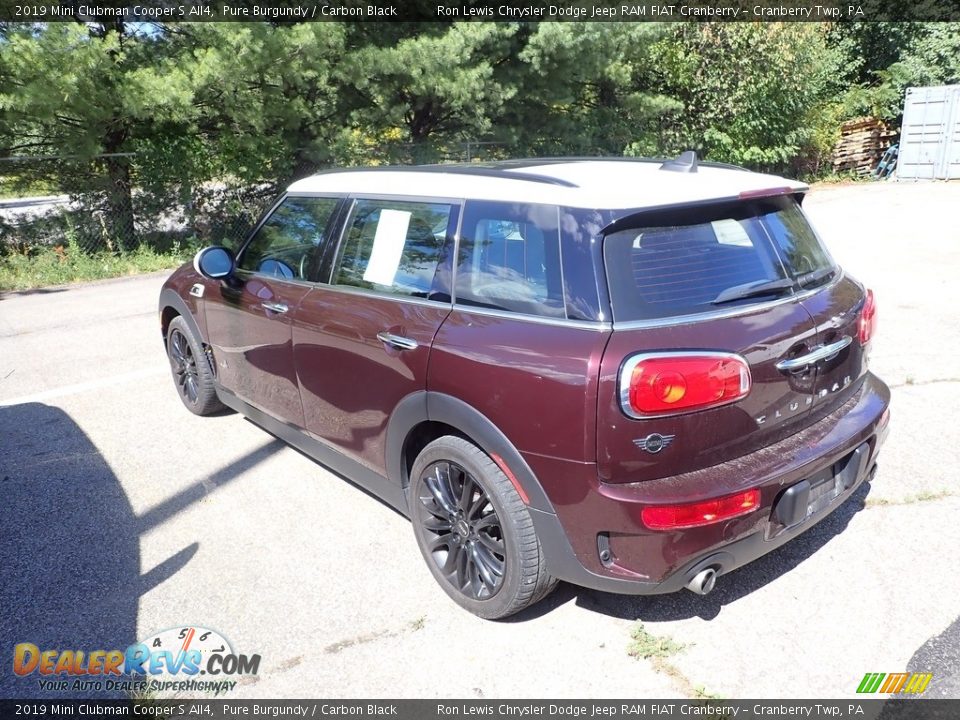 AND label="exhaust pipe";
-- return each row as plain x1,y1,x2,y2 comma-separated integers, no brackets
686,567,718,596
